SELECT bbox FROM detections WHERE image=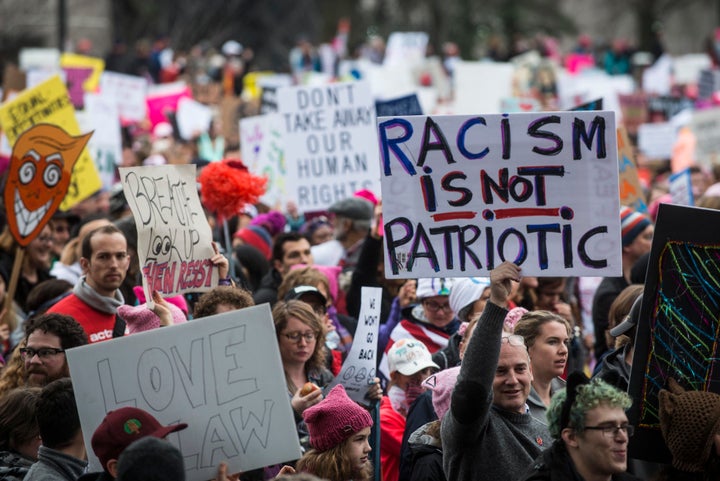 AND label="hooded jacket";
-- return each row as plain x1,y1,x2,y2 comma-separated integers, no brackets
407,421,445,481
